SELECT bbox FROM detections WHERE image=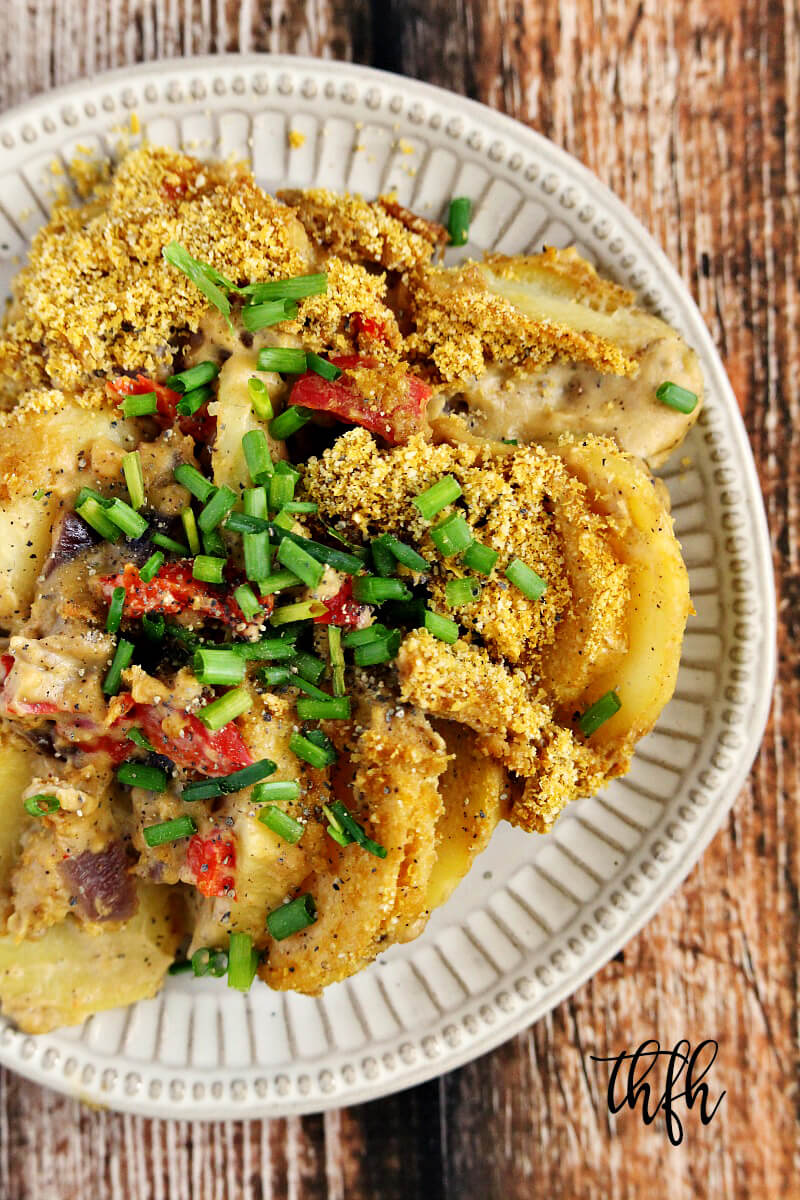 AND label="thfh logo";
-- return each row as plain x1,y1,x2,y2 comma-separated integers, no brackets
590,1039,726,1145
